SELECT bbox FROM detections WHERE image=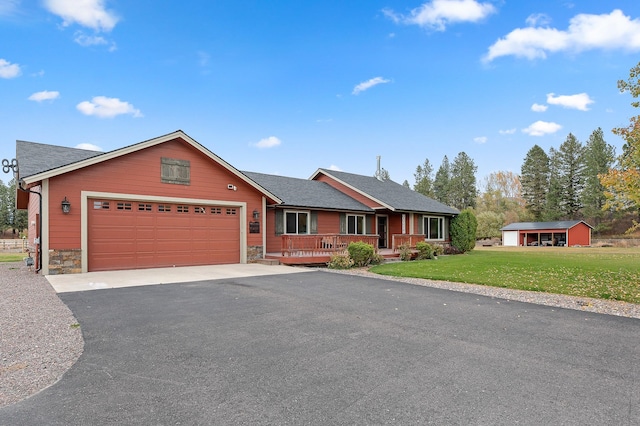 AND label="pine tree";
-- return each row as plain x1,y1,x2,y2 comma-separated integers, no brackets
544,148,563,221
521,145,550,221
433,156,451,206
413,159,434,197
449,152,477,210
557,133,585,219
0,180,9,230
582,128,615,223
8,180,27,232
402,180,410,189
